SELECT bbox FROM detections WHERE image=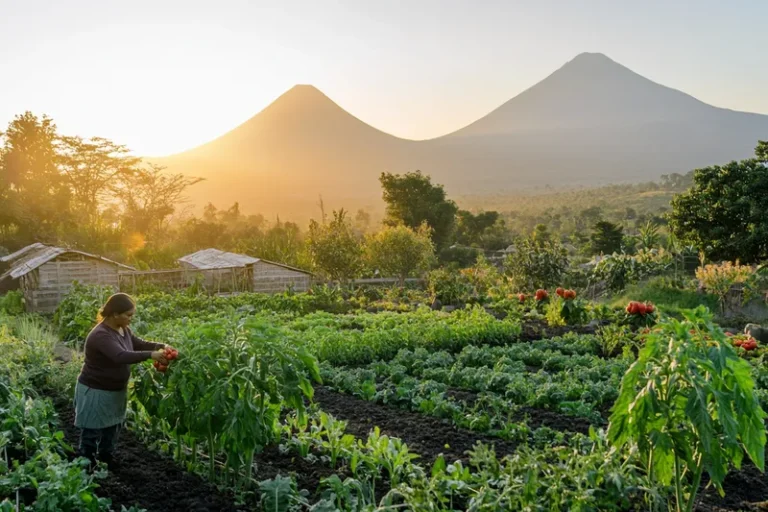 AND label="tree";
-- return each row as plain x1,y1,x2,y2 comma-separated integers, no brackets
0,112,70,245
379,171,458,249
306,209,363,283
57,135,142,224
118,164,202,236
669,148,768,263
354,209,372,234
637,221,660,250
365,223,435,286
254,219,306,269
590,220,624,255
455,210,510,249
757,140,768,161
